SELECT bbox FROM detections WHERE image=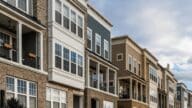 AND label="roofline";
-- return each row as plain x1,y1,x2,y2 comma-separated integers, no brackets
177,82,188,89
87,4,113,27
143,48,158,61
112,35,143,50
